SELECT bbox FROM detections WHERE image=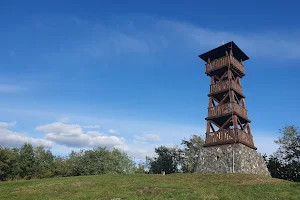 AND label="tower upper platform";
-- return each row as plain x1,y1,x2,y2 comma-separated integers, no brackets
199,41,249,63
